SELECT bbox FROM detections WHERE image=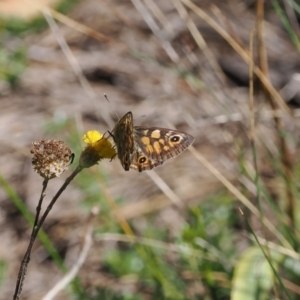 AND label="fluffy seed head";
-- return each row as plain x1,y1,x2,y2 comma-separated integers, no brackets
31,140,73,179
